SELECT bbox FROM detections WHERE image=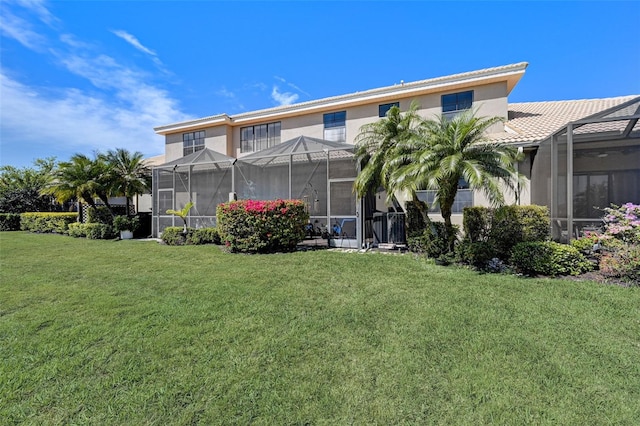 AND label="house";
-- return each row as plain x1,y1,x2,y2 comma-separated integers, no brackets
152,63,640,246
